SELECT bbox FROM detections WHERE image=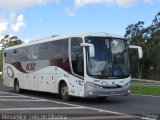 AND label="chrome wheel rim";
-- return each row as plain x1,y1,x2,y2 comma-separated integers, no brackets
61,86,68,98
